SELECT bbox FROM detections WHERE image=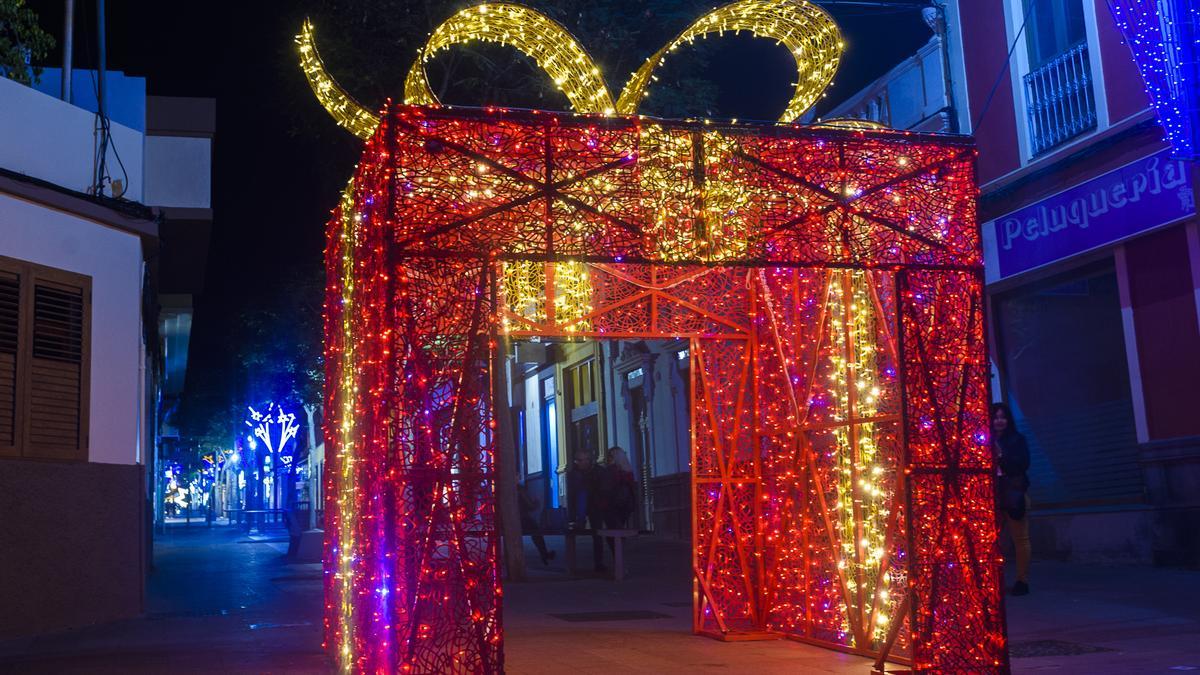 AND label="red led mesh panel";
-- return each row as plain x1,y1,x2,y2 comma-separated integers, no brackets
324,104,1006,673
